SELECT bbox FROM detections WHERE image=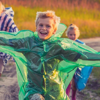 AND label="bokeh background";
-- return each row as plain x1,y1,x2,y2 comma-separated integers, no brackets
1,0,100,38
